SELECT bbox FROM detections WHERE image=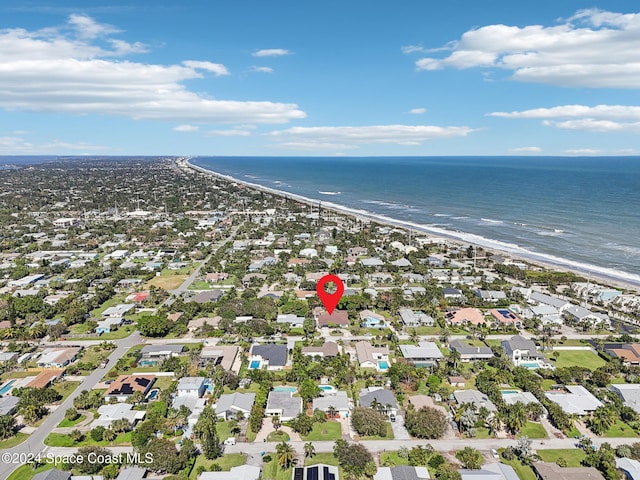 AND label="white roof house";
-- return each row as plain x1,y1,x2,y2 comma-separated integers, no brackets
91,403,146,429
176,377,207,397
544,385,603,415
610,384,640,413
399,342,444,365
102,304,135,317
